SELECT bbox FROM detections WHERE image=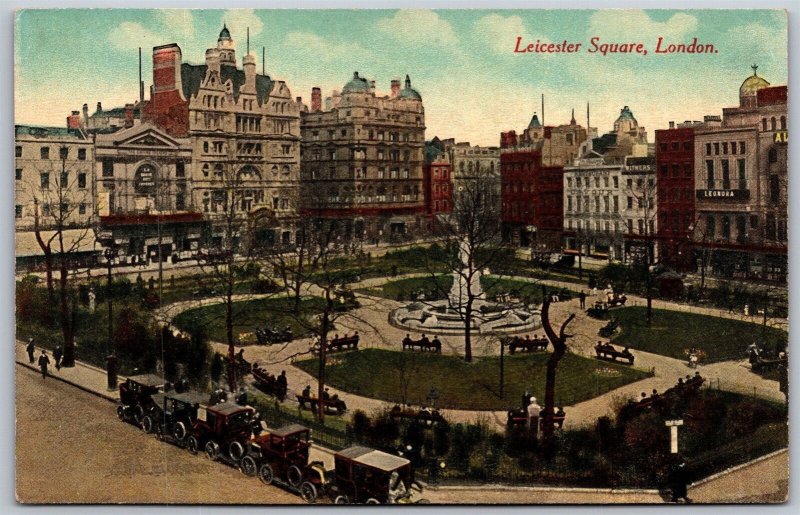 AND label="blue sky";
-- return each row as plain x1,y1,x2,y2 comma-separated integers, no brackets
15,9,787,145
